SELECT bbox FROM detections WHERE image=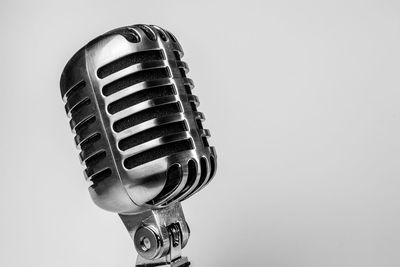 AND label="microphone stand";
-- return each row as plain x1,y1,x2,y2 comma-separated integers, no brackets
119,202,191,267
